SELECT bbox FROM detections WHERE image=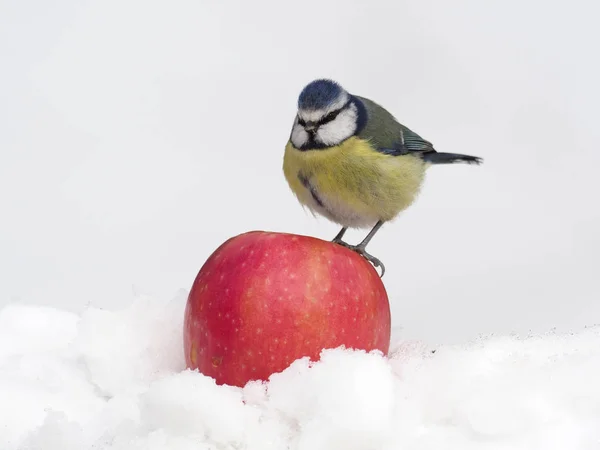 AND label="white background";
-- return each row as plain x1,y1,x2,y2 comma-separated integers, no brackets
1,0,598,344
